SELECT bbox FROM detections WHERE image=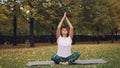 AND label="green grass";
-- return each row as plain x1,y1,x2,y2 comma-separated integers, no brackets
0,43,120,68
